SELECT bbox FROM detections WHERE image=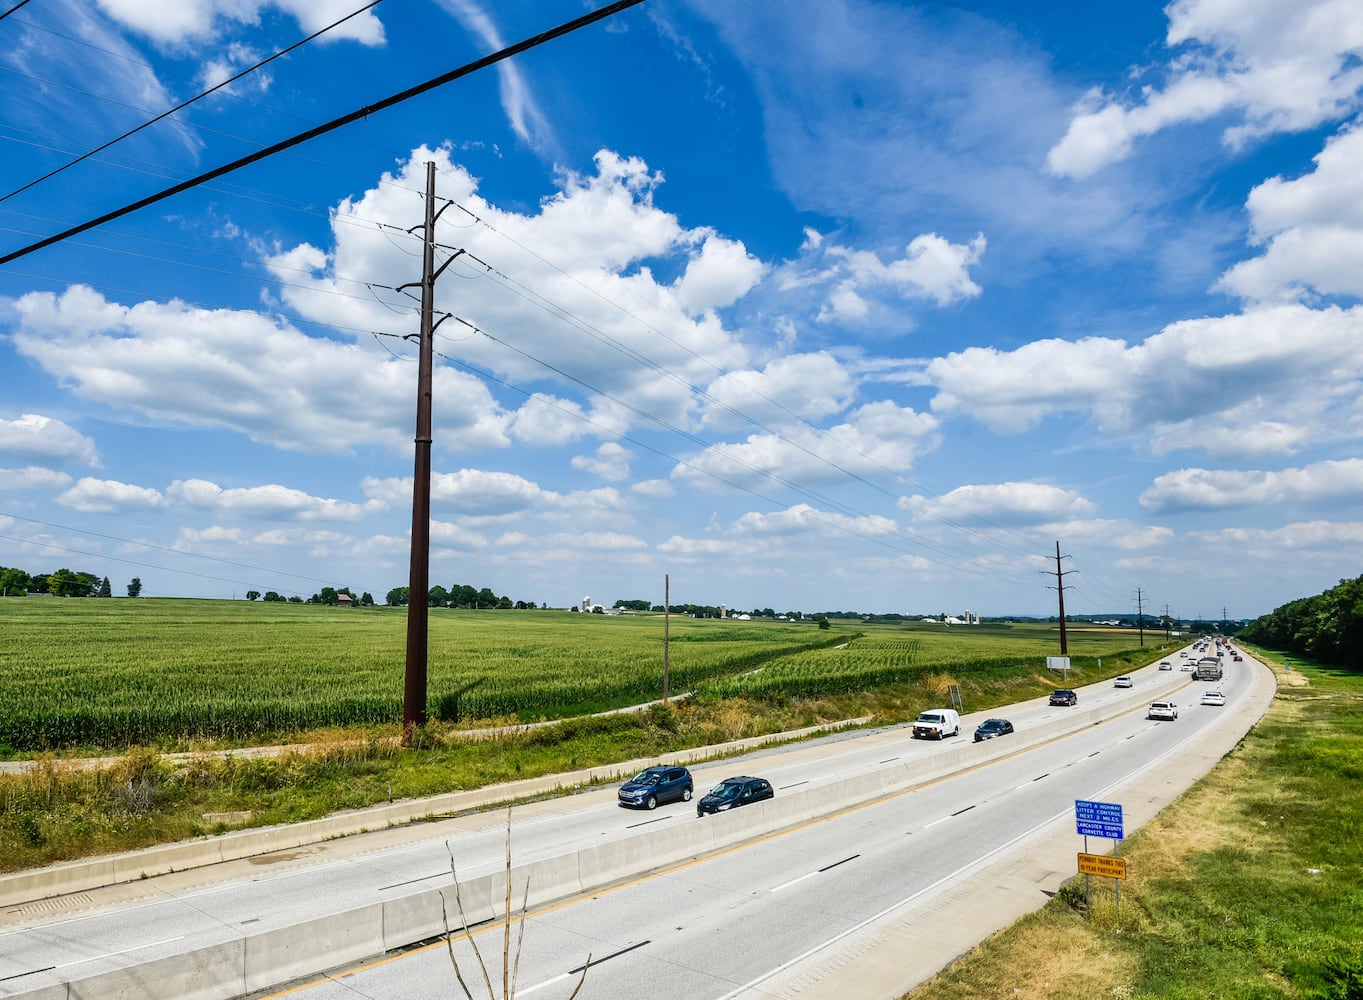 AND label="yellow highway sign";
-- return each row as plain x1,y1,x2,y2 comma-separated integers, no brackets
1078,852,1128,879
